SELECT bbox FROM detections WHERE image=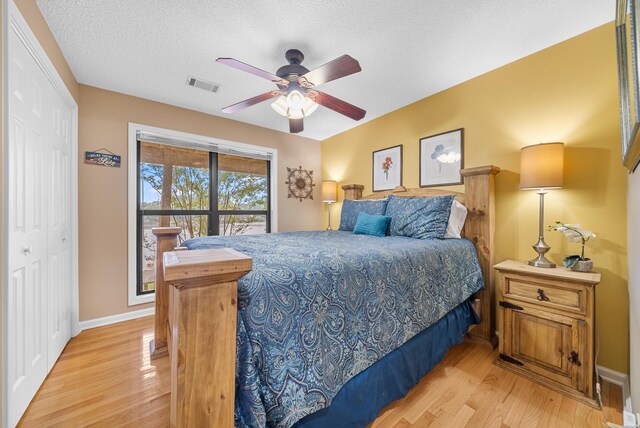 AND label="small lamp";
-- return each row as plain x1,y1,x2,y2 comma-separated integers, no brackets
321,180,337,230
520,142,564,268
